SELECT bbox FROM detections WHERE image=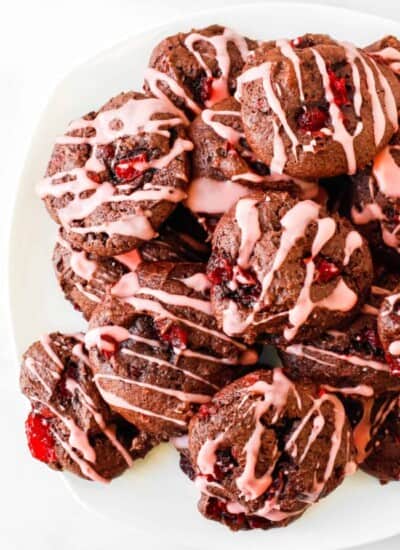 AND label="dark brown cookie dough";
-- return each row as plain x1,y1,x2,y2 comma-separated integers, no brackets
187,369,354,531
144,25,257,121
365,35,400,79
208,190,373,344
187,96,321,235
361,397,400,482
378,283,400,374
38,91,193,257
53,219,209,320
86,261,258,439
237,34,400,179
349,132,400,267
340,391,398,466
20,332,155,482
278,274,400,393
